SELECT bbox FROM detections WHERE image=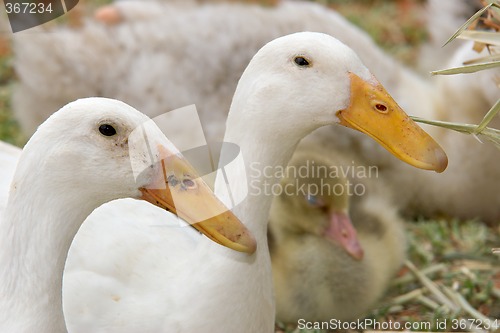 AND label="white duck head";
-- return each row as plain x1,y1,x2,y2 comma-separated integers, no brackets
227,32,448,173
